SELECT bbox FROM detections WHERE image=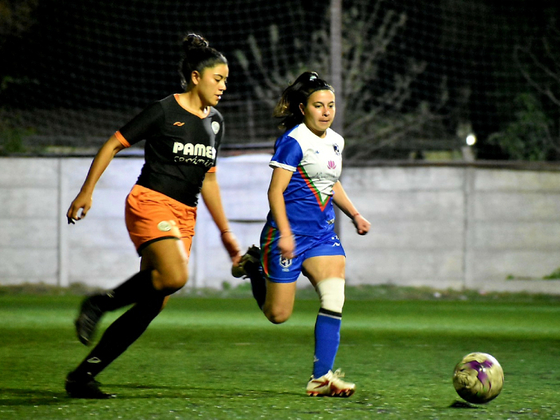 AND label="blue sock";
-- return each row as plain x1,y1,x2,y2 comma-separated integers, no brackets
313,309,342,378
